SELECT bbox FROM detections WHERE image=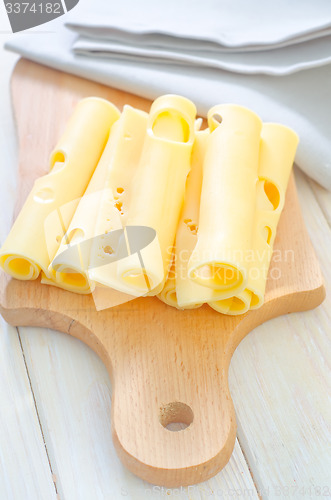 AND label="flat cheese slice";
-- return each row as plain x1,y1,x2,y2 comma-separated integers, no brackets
0,97,120,281
188,104,262,300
